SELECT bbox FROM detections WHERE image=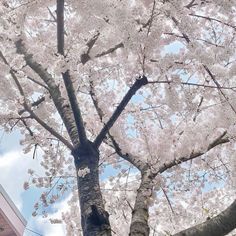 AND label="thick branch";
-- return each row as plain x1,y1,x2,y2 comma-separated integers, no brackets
62,71,88,145
56,0,64,55
109,135,147,171
15,39,79,147
25,105,73,150
89,80,147,170
1,55,74,150
174,200,236,236
94,75,148,148
158,131,229,173
56,1,87,145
